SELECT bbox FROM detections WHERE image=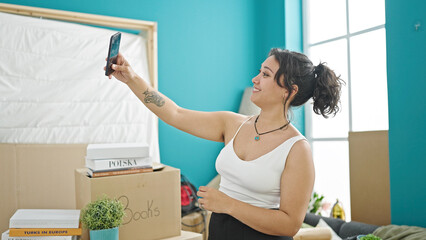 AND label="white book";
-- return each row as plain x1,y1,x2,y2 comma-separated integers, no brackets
86,142,150,159
2,230,76,240
1,231,76,240
9,210,80,229
86,157,153,171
